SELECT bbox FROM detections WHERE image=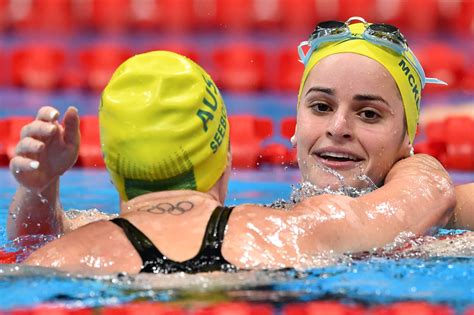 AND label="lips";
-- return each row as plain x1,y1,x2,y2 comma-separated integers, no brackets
313,148,364,170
